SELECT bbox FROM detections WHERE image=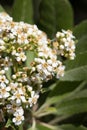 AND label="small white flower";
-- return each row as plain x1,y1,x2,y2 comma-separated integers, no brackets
1,57,12,70
12,50,16,55
14,107,24,116
69,52,75,60
12,74,17,79
56,65,65,79
60,45,64,49
38,45,51,58
47,56,58,68
0,75,9,84
26,85,32,92
12,107,24,125
9,82,18,92
56,32,64,38
10,88,26,104
0,70,5,74
0,83,11,98
28,91,39,107
16,52,27,62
